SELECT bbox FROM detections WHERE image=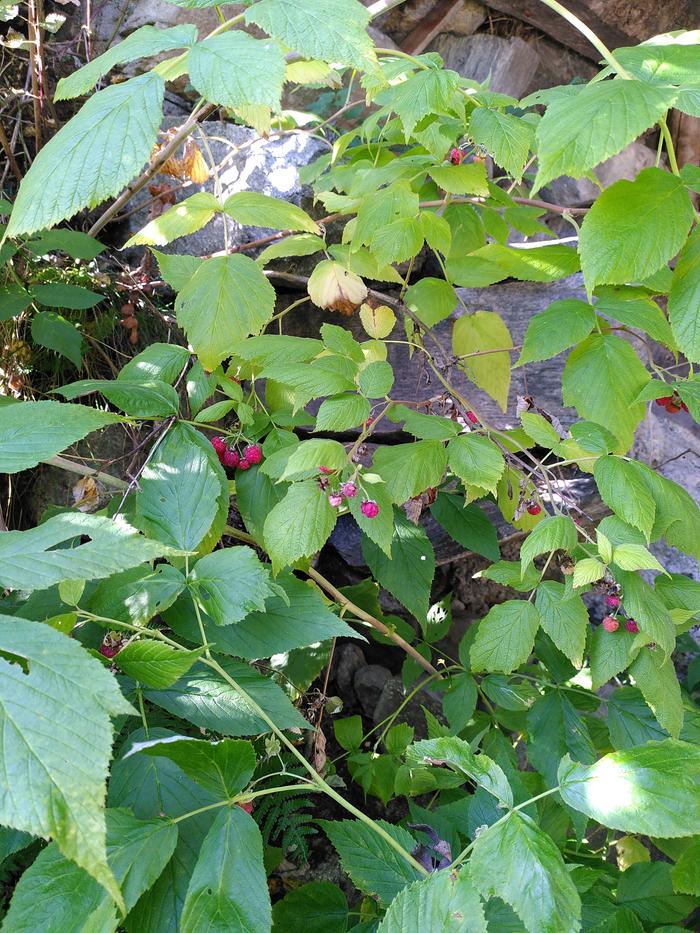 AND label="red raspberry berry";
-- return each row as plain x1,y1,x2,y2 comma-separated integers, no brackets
526,503,542,516
328,493,344,508
237,458,251,471
449,147,463,165
319,465,332,475
237,800,253,814
605,594,621,608
211,436,226,454
681,401,689,413
365,416,375,426
361,499,380,519
340,481,357,499
625,619,639,634
665,401,681,413
222,448,240,468
602,616,619,633
99,642,120,659
466,410,479,425
243,444,262,465
655,396,673,406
